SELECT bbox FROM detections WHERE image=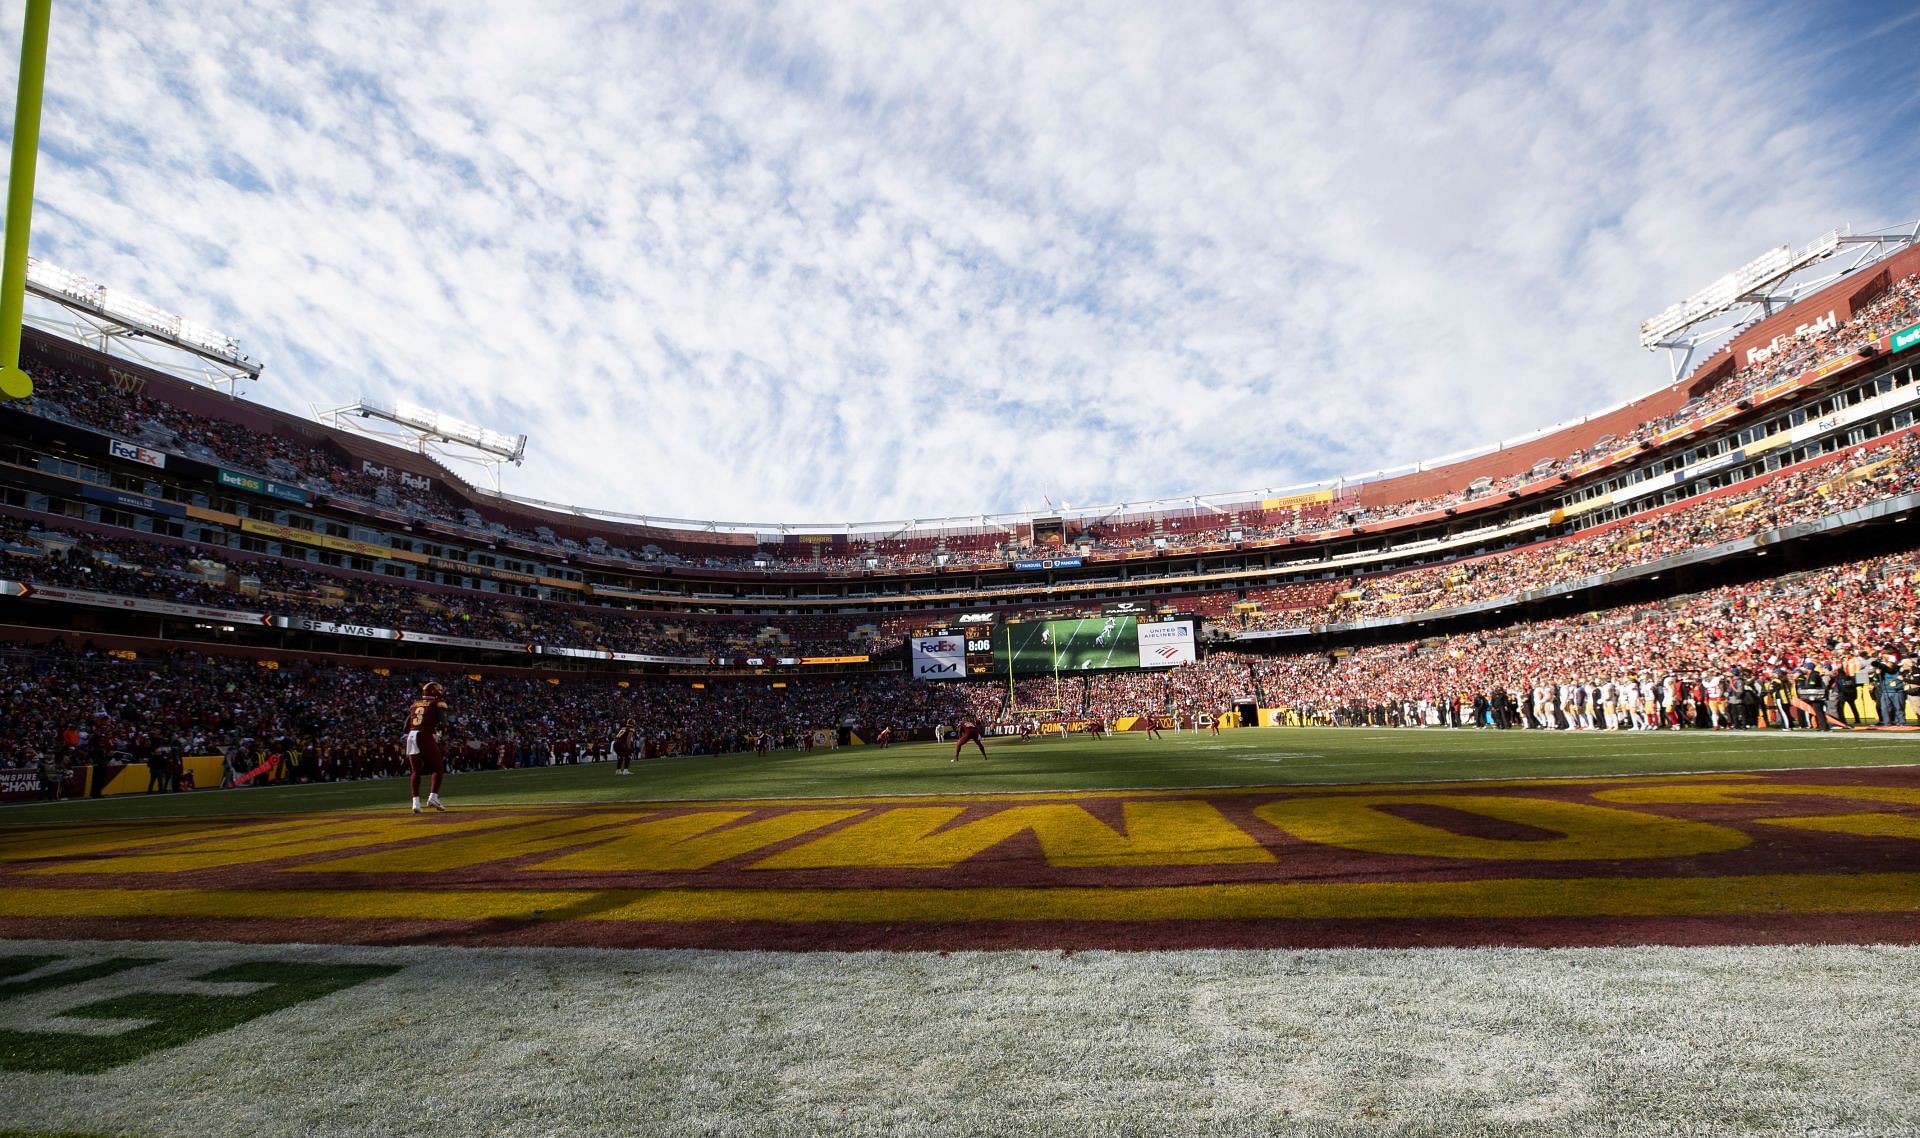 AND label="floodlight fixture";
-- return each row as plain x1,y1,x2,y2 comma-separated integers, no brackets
1634,219,1917,378
343,396,528,463
1638,235,1838,349
315,395,528,492
23,256,260,381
